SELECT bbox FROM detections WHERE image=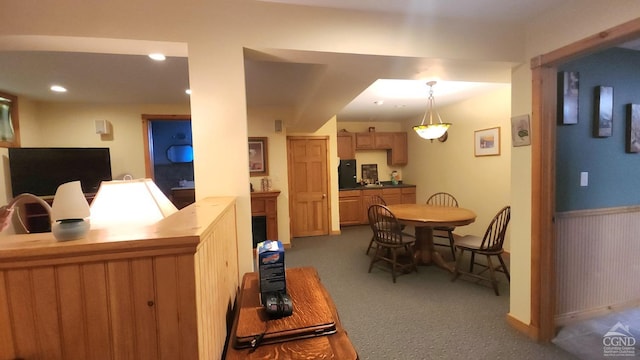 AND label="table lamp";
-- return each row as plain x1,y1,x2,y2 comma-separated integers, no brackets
50,181,91,241
89,178,178,229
